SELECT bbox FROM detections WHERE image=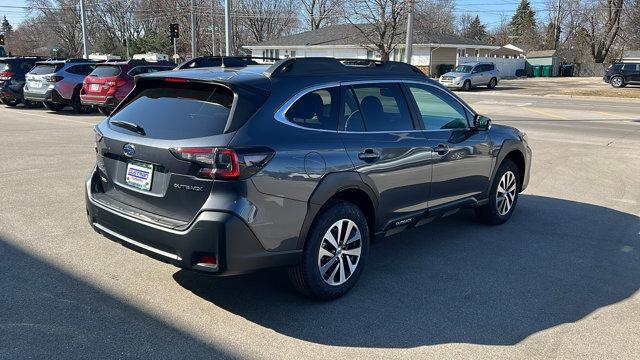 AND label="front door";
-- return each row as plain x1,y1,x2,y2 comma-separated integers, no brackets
404,83,494,207
339,82,433,228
